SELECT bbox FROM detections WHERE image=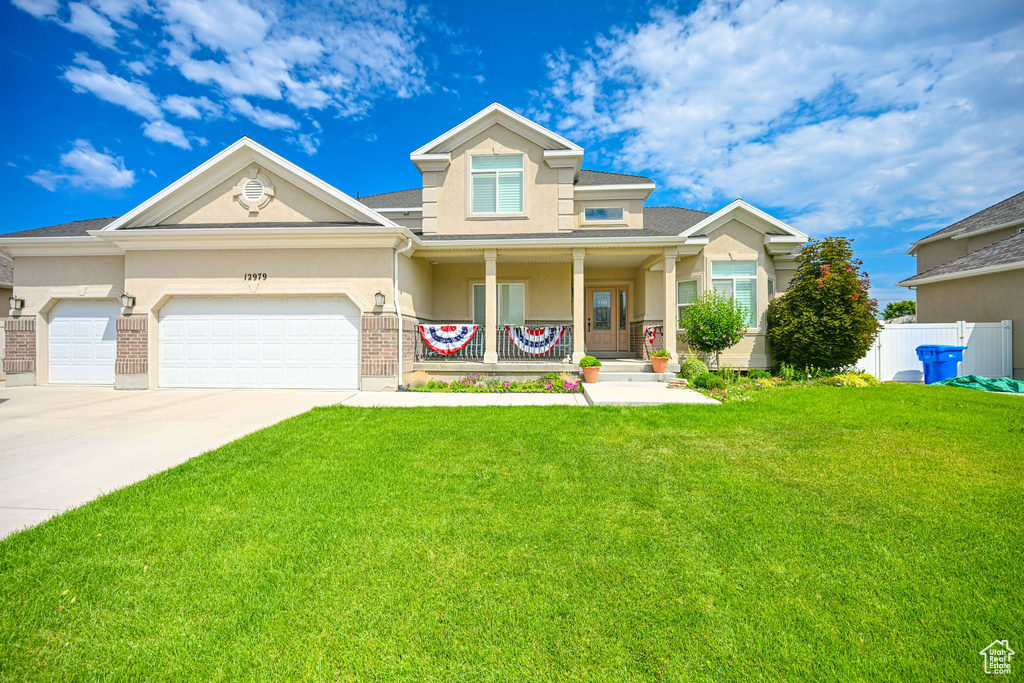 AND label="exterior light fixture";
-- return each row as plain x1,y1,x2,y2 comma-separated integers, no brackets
120,294,136,308
374,291,386,307
9,296,25,310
